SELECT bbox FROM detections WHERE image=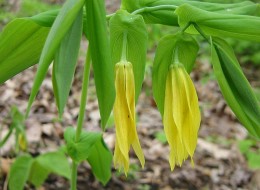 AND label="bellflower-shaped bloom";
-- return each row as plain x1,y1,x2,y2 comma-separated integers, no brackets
113,61,145,174
163,64,201,170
